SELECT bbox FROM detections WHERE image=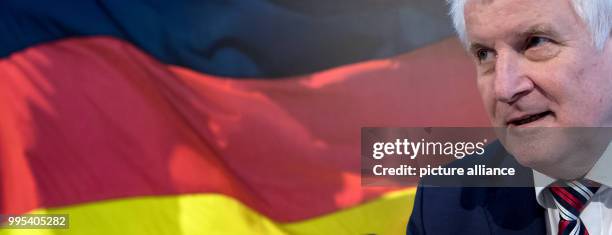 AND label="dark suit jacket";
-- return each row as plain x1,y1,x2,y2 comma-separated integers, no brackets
407,141,547,235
